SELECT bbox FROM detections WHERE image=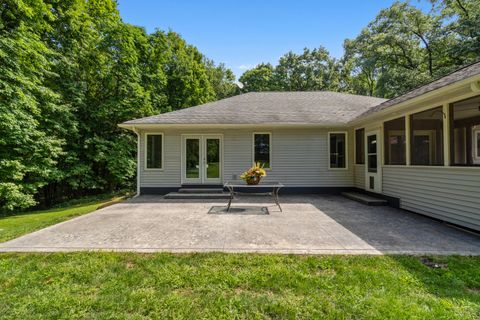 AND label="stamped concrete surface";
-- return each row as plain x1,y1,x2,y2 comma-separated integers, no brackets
1,195,480,254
